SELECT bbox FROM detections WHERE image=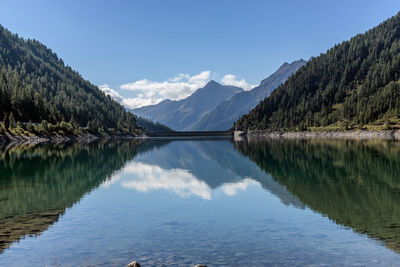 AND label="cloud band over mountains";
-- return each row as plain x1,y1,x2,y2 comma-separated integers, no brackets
100,71,257,109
